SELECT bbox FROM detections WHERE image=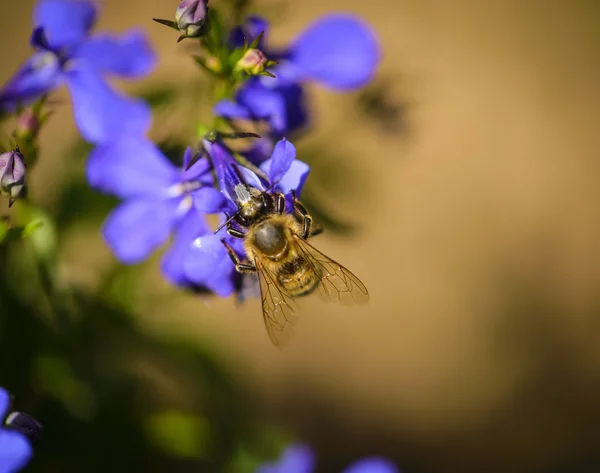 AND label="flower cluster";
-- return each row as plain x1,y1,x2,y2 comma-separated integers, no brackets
0,0,382,466
85,0,380,297
257,444,399,473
